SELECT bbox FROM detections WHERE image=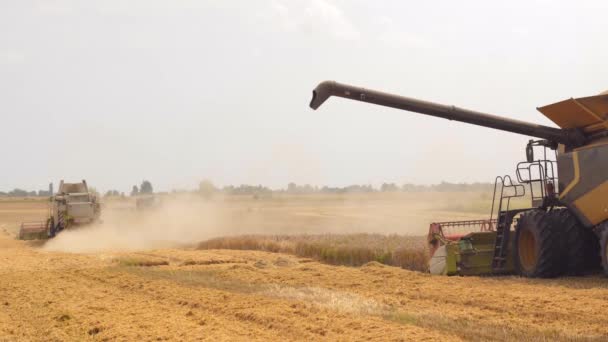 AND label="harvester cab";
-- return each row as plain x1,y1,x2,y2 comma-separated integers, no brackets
18,180,101,240
310,81,608,278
